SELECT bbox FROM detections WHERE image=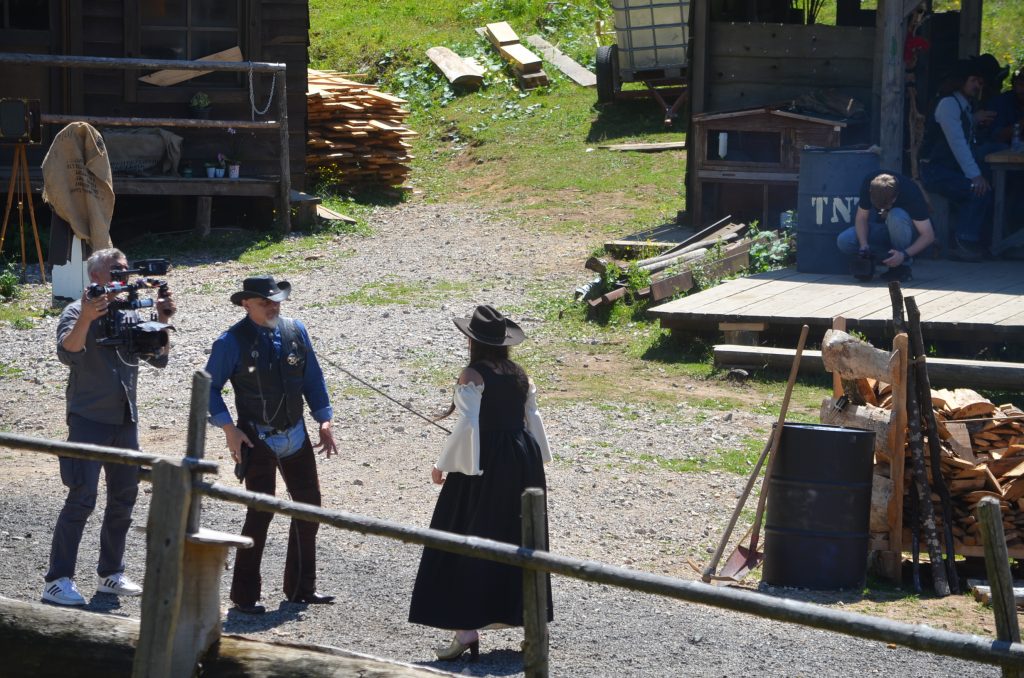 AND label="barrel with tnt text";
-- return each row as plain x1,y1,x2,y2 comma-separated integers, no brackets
796,146,880,273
